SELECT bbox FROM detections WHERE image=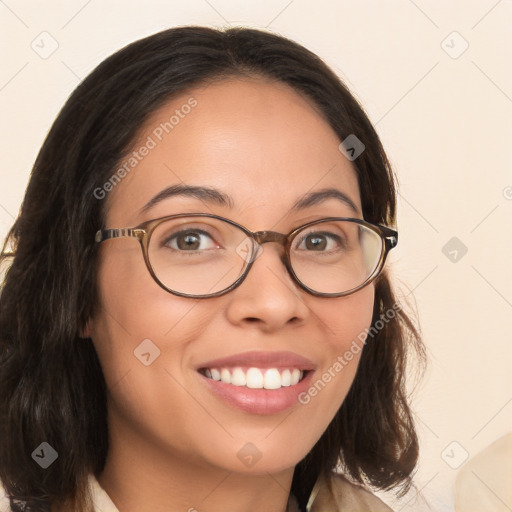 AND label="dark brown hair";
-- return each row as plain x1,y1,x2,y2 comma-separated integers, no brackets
0,26,424,511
